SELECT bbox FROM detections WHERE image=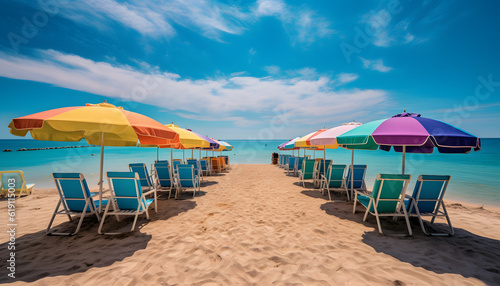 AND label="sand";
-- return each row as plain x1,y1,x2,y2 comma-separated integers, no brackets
1,164,500,285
